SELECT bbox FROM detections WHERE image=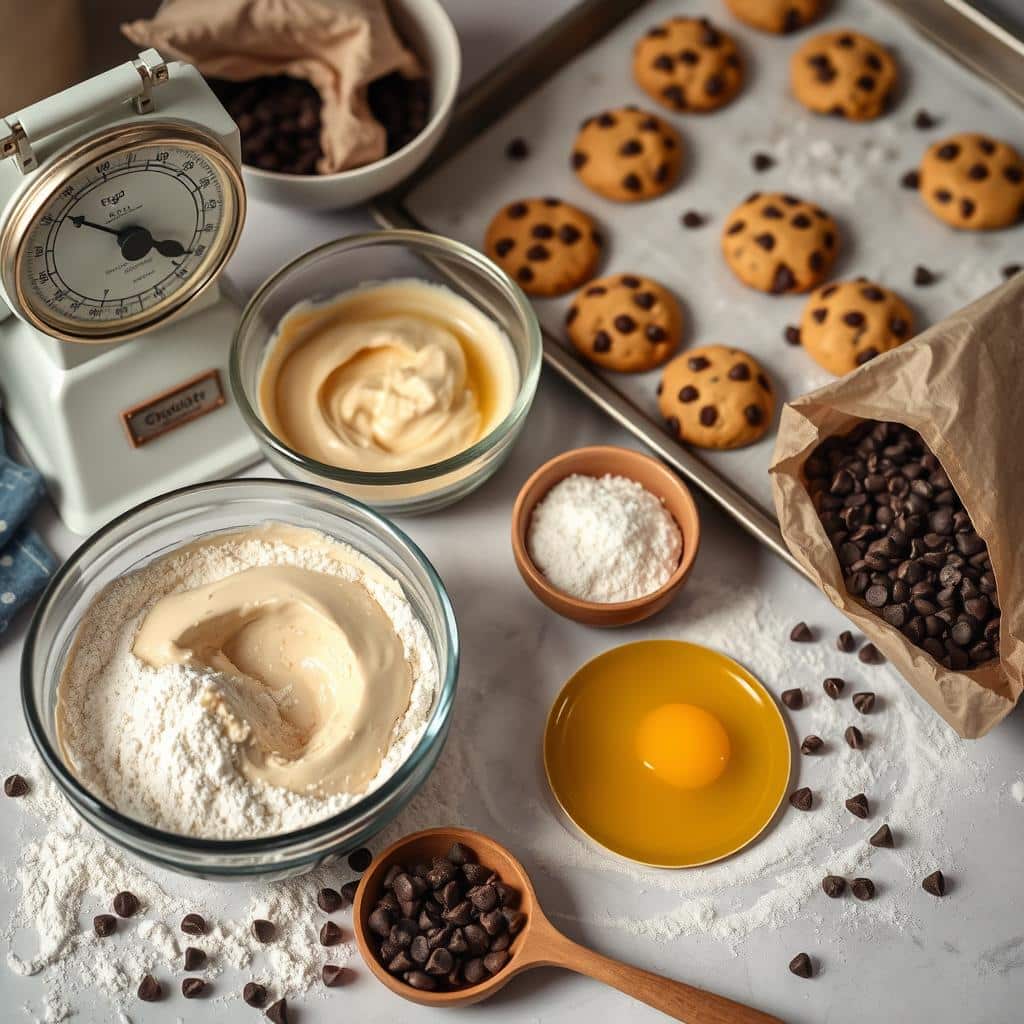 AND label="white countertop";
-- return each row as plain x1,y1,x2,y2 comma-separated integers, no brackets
2,2,1023,1023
